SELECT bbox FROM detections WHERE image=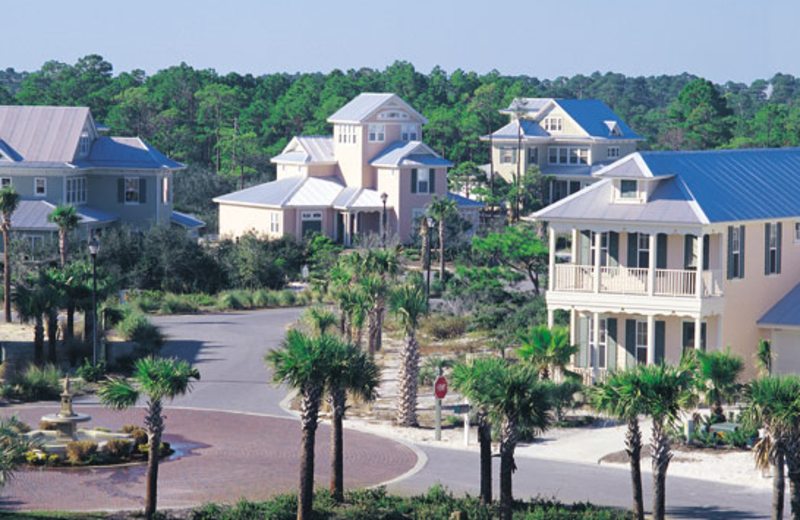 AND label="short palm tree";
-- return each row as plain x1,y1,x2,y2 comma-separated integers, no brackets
47,205,81,267
359,274,386,355
46,261,92,342
266,330,333,520
426,195,457,282
696,347,744,422
482,362,551,520
324,337,380,501
13,280,49,364
756,339,773,377
452,356,506,505
304,306,337,336
362,248,399,353
391,284,428,427
0,415,37,487
742,376,800,520
98,357,199,519
639,364,695,520
33,272,64,364
517,325,578,380
591,368,650,520
0,186,20,323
